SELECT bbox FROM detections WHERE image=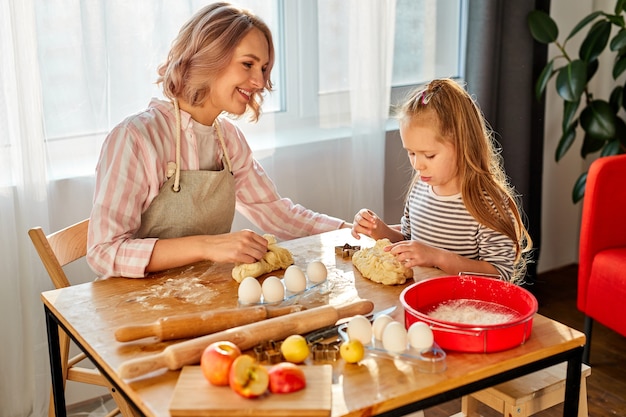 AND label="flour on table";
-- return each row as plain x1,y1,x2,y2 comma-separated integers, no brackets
128,277,218,309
